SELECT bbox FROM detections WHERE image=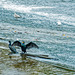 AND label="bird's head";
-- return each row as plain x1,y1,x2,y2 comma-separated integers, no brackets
9,41,11,45
9,41,11,43
22,41,25,44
